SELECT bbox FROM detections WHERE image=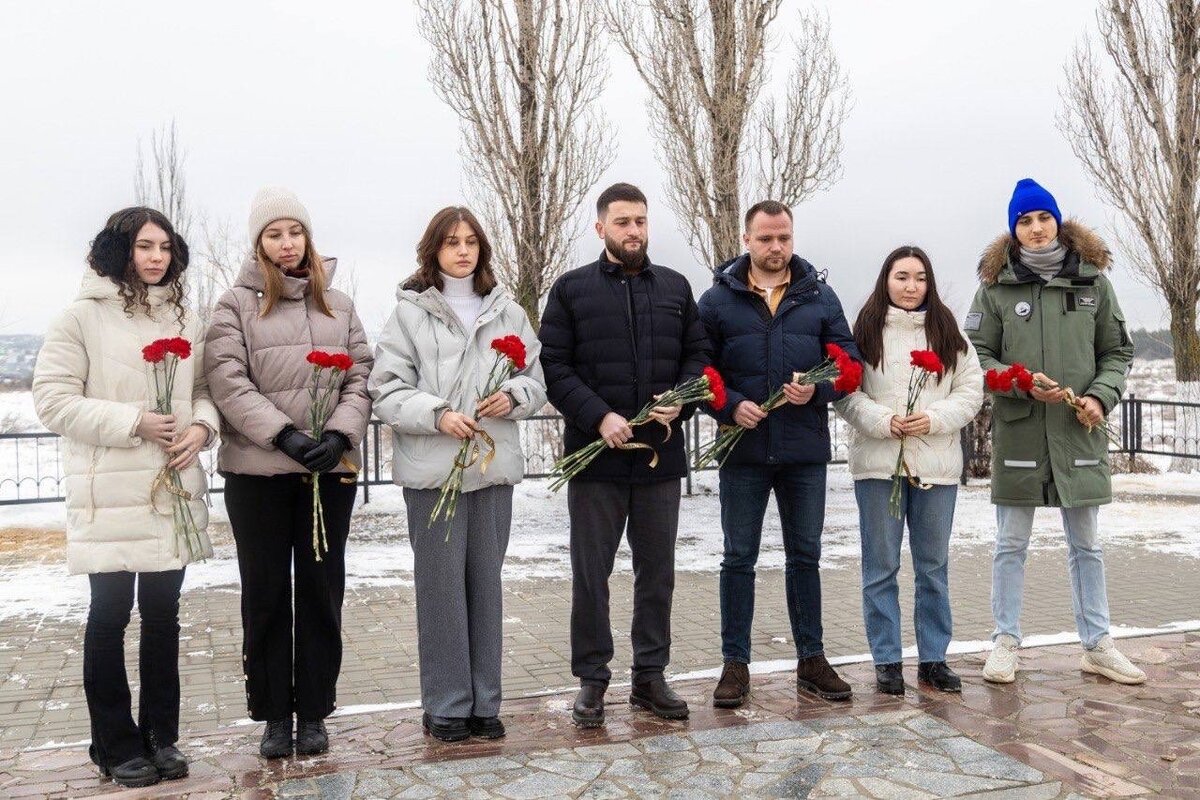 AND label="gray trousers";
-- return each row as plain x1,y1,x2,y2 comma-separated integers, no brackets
568,479,681,686
403,484,513,718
